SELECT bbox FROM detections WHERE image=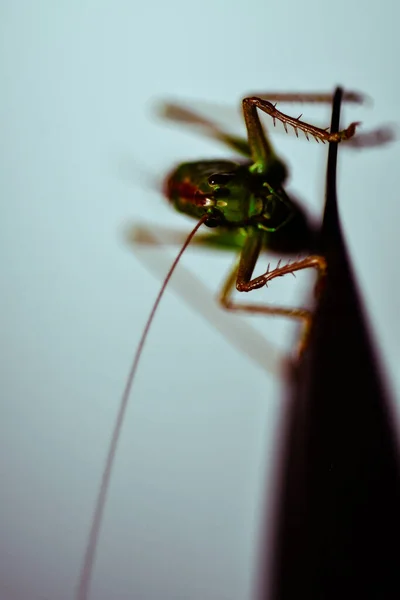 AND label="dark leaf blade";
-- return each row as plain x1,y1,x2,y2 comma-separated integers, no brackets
259,87,400,600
